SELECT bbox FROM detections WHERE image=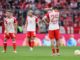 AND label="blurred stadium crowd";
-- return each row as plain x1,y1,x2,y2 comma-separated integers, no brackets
0,0,80,34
